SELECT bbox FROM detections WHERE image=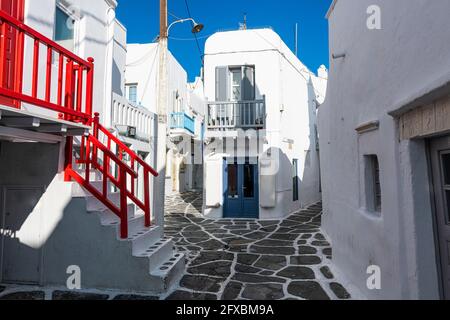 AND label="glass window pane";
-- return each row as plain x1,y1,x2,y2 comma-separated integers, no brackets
232,87,241,101
442,153,450,185
228,164,238,199
128,85,137,104
232,70,241,86
231,69,241,101
243,164,254,198
55,7,74,50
